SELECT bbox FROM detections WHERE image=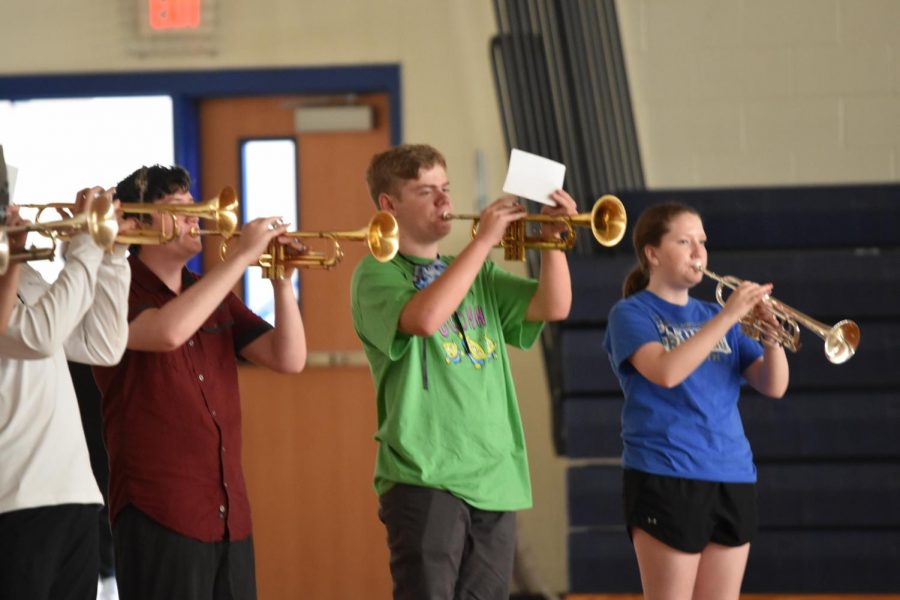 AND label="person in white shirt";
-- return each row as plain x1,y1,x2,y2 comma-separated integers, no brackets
0,187,131,600
0,263,18,333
